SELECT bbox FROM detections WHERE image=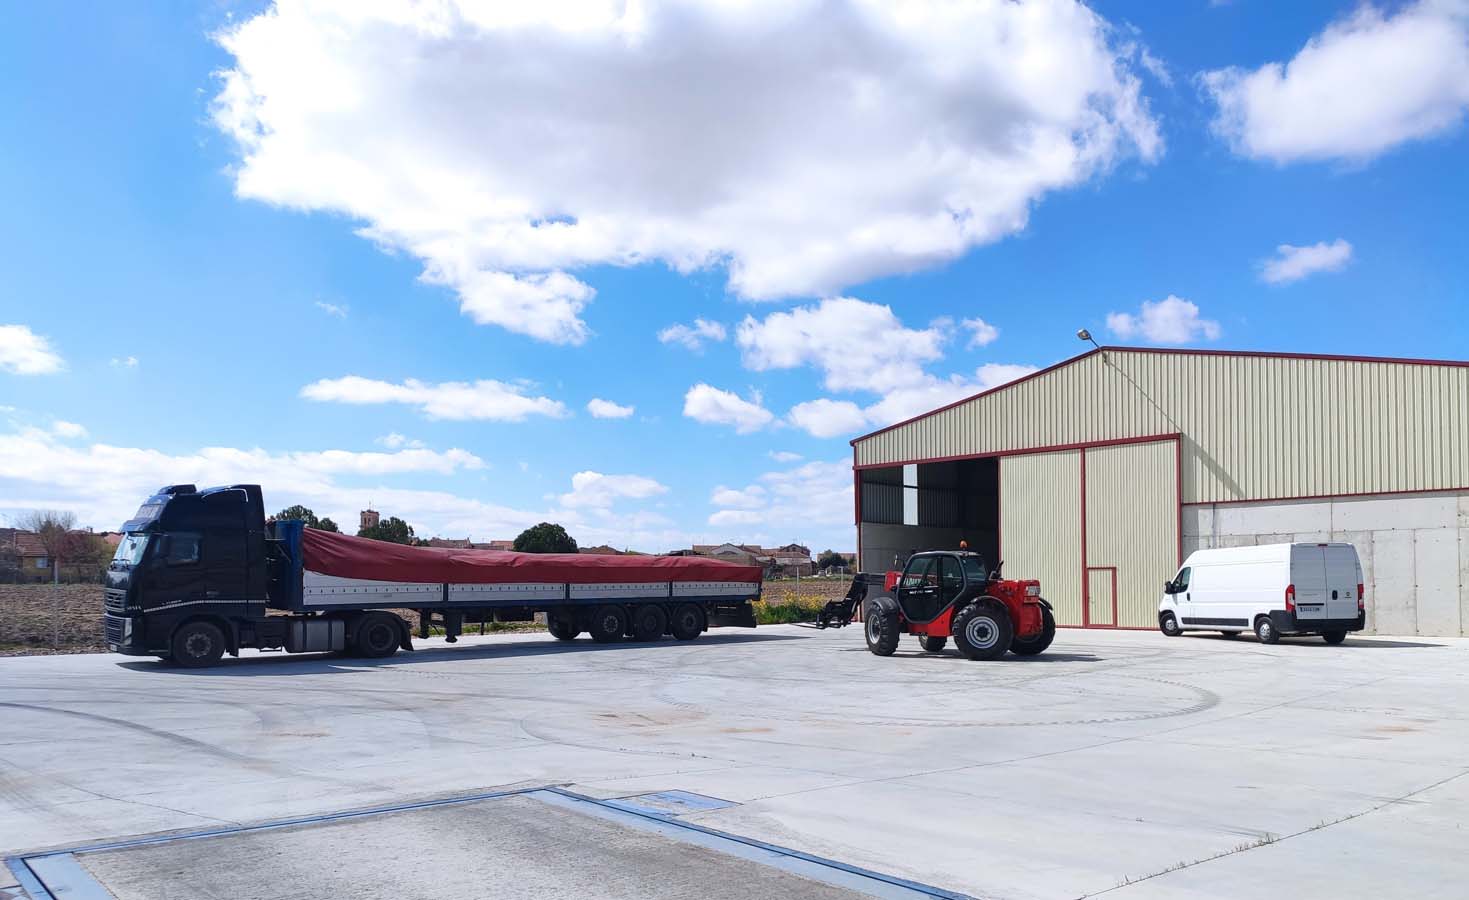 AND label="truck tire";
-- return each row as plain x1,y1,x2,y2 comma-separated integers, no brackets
547,613,581,641
1159,611,1181,636
1254,616,1280,645
952,600,1012,661
631,604,668,642
356,613,402,658
919,635,947,652
171,620,225,668
1010,606,1056,656
1322,629,1347,645
588,605,627,643
864,597,900,656
669,603,704,641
